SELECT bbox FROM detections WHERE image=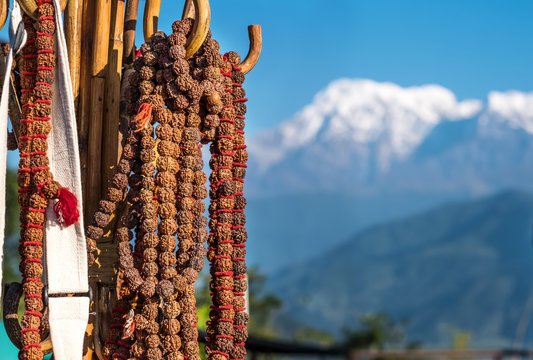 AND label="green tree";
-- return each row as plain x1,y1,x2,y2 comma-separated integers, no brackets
342,312,416,350
4,169,20,282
